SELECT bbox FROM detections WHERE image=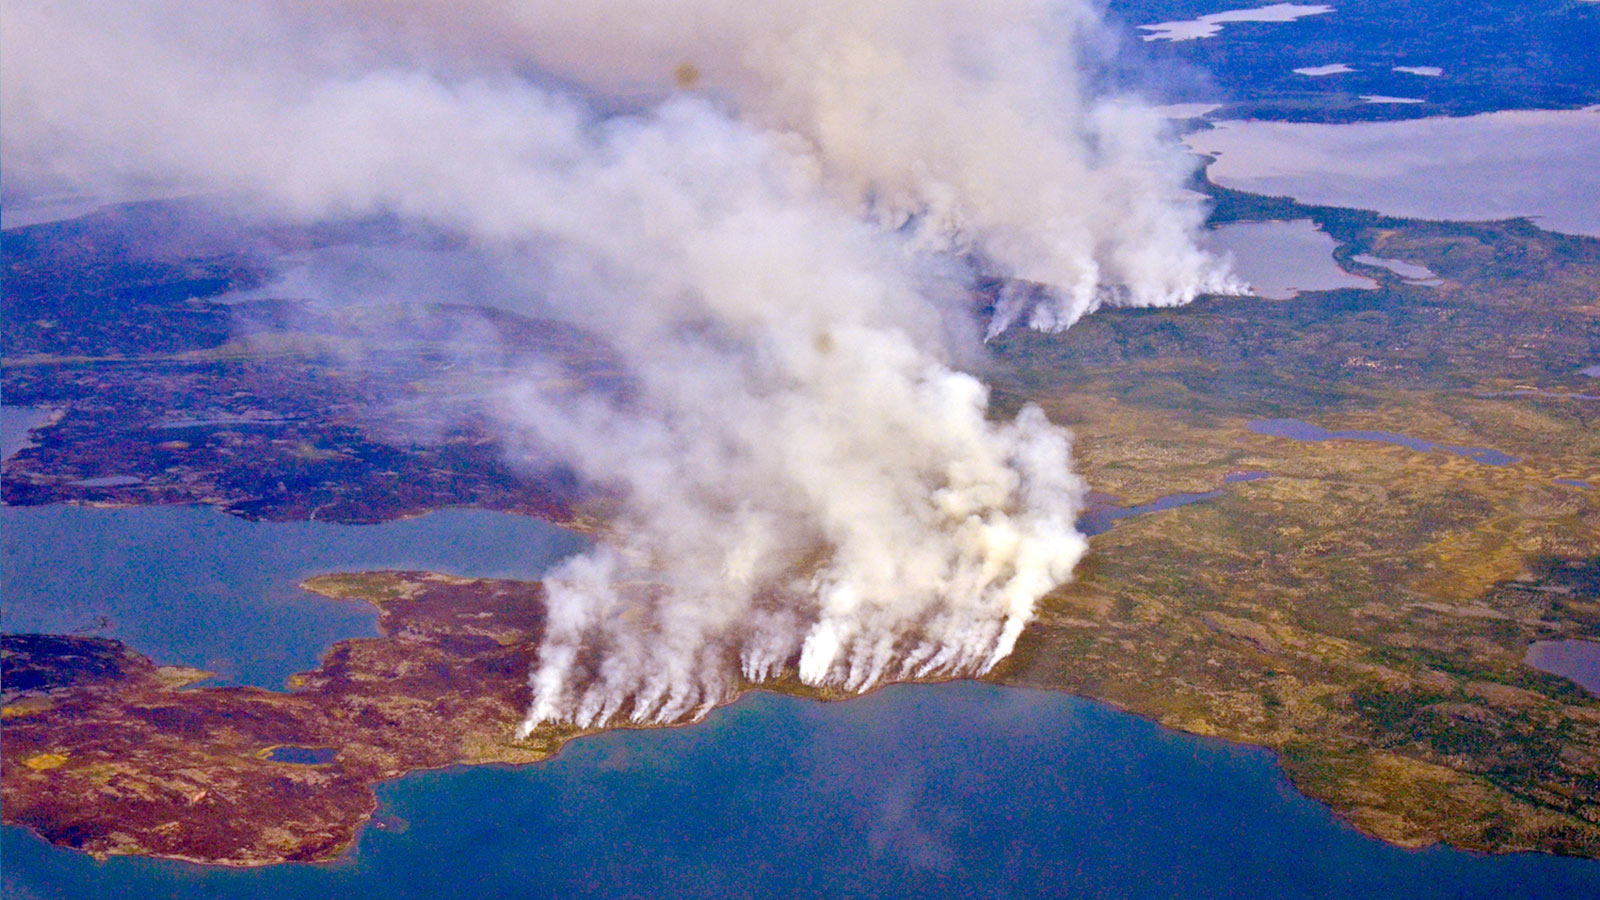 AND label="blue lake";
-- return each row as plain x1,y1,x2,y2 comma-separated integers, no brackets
5,498,1599,897
4,683,1598,899
1,504,586,687
1249,419,1520,466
